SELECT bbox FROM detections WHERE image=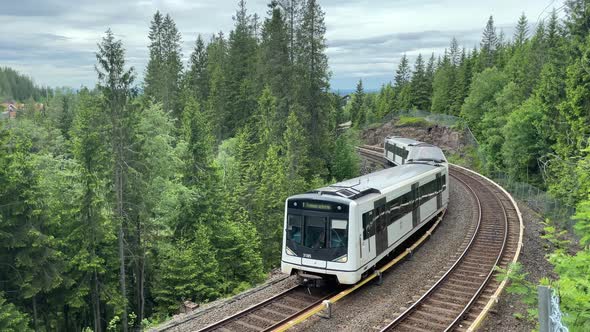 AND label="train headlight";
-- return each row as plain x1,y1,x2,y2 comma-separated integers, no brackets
333,254,348,263
286,247,297,256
